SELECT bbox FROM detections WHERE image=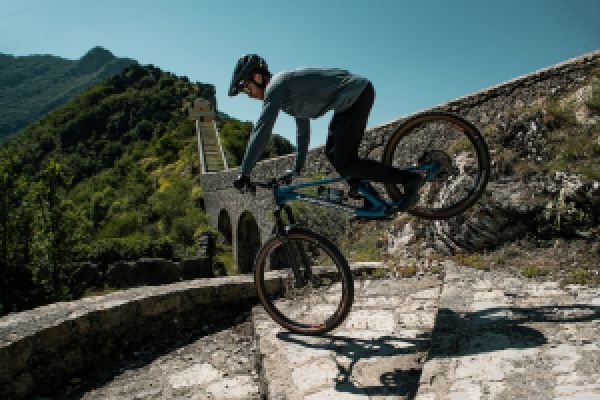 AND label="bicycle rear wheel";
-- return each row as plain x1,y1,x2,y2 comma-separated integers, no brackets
382,111,490,219
254,228,353,335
